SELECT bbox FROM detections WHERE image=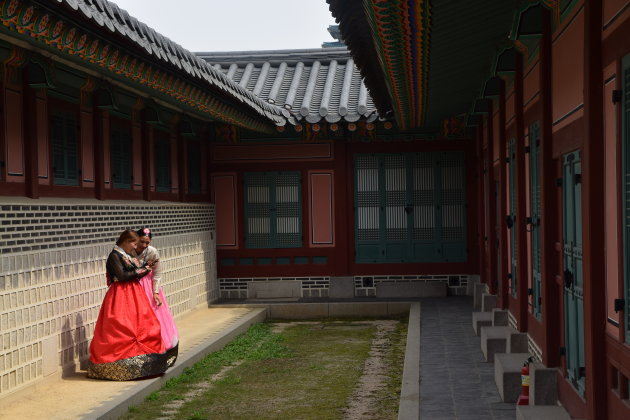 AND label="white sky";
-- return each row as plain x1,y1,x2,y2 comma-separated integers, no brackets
111,0,338,52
